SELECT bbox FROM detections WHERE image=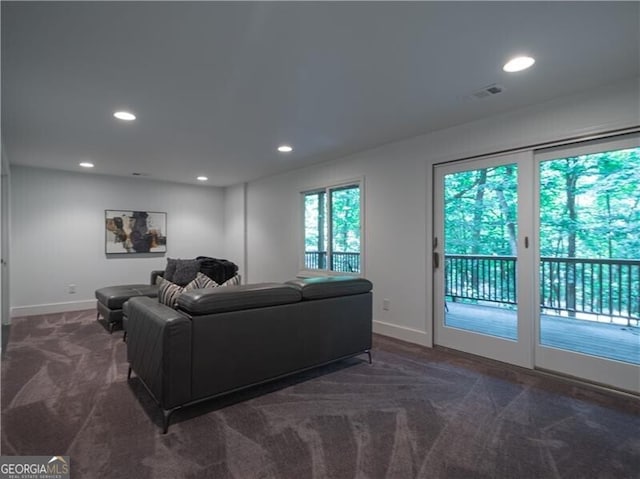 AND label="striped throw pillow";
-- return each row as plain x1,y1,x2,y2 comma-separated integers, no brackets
185,272,218,290
220,274,241,287
158,278,184,308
